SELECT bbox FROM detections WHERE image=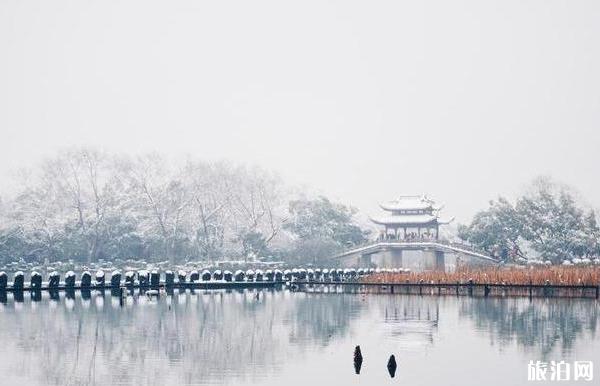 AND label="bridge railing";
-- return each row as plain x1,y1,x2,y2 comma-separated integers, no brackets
342,238,494,259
